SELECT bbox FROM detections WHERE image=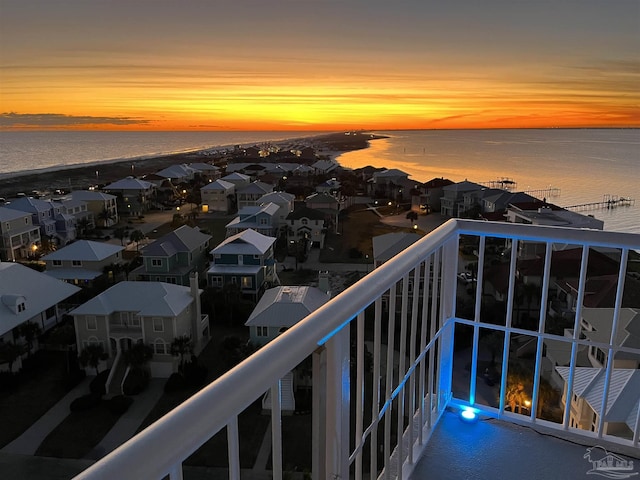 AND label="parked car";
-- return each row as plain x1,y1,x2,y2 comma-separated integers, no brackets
457,271,475,283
